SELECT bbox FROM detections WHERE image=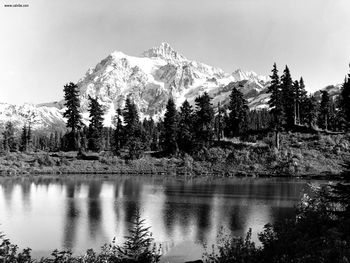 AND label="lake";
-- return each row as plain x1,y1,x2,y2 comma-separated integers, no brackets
0,176,320,262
